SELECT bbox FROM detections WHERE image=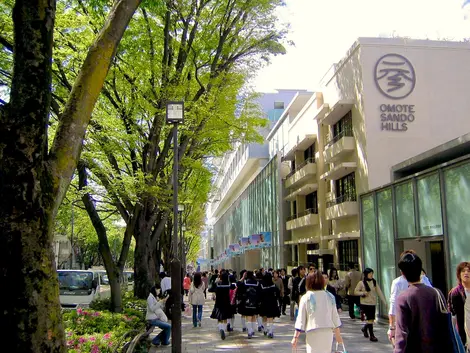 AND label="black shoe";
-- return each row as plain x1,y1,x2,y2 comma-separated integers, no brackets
242,328,247,332
370,335,378,342
282,312,286,315
226,324,231,331
258,326,262,332
368,324,377,341
220,329,226,340
268,333,273,339
350,316,356,320
361,325,369,338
